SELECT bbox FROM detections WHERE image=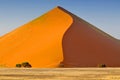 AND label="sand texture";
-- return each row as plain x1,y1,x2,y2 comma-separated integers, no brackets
0,68,120,80
0,6,72,67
